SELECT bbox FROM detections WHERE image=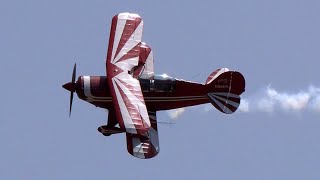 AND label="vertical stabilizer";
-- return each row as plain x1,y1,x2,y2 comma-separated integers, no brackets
206,68,245,114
